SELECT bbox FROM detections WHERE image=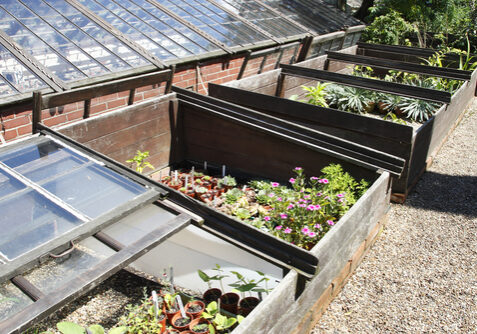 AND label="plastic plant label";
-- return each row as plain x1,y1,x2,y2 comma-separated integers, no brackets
176,295,186,318
152,290,159,319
